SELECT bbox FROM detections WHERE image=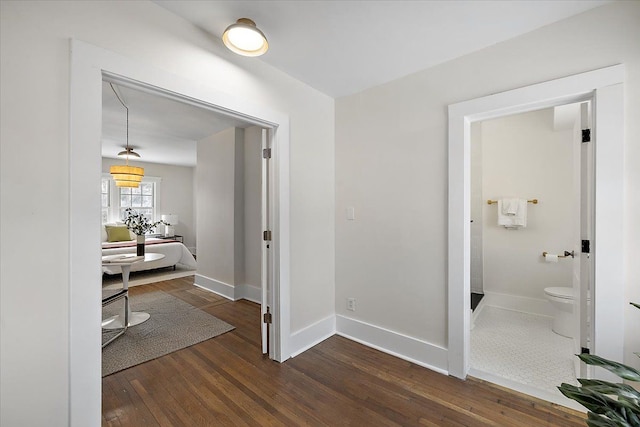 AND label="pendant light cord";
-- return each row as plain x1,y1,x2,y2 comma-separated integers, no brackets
109,82,130,165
